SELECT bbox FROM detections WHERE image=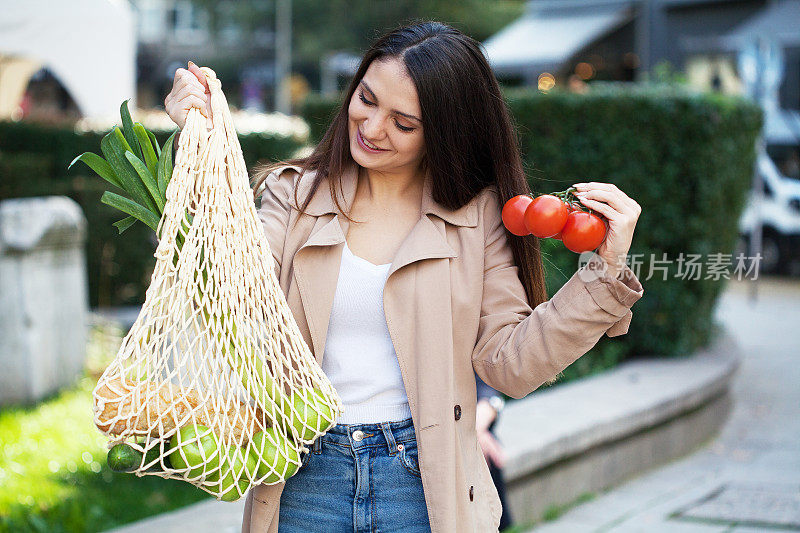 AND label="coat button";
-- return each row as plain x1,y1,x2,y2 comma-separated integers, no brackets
469,485,474,501
454,404,462,420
